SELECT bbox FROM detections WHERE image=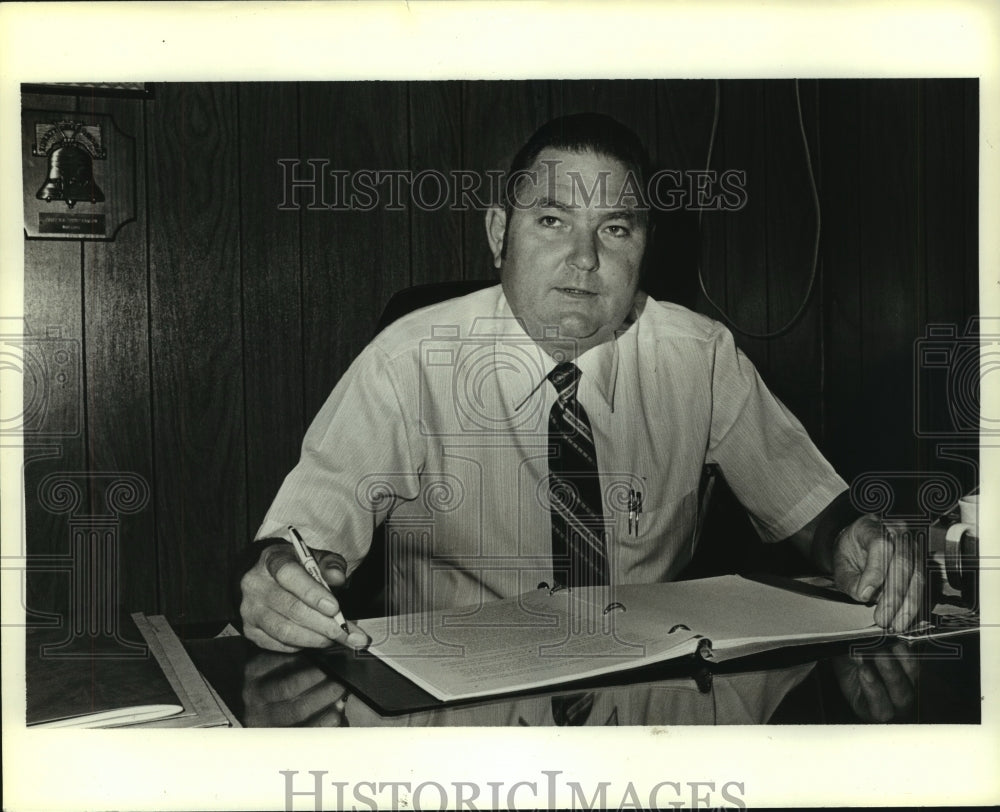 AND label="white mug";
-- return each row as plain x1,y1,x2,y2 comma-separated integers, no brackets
945,494,979,594
959,494,978,530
